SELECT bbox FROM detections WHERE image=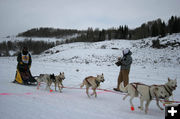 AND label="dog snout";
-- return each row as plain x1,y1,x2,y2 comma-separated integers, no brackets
173,85,177,89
